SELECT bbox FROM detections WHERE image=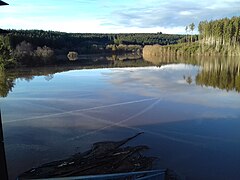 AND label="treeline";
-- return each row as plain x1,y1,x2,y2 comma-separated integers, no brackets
111,33,183,45
198,16,240,56
9,30,183,48
9,30,111,50
144,16,240,57
198,16,240,47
